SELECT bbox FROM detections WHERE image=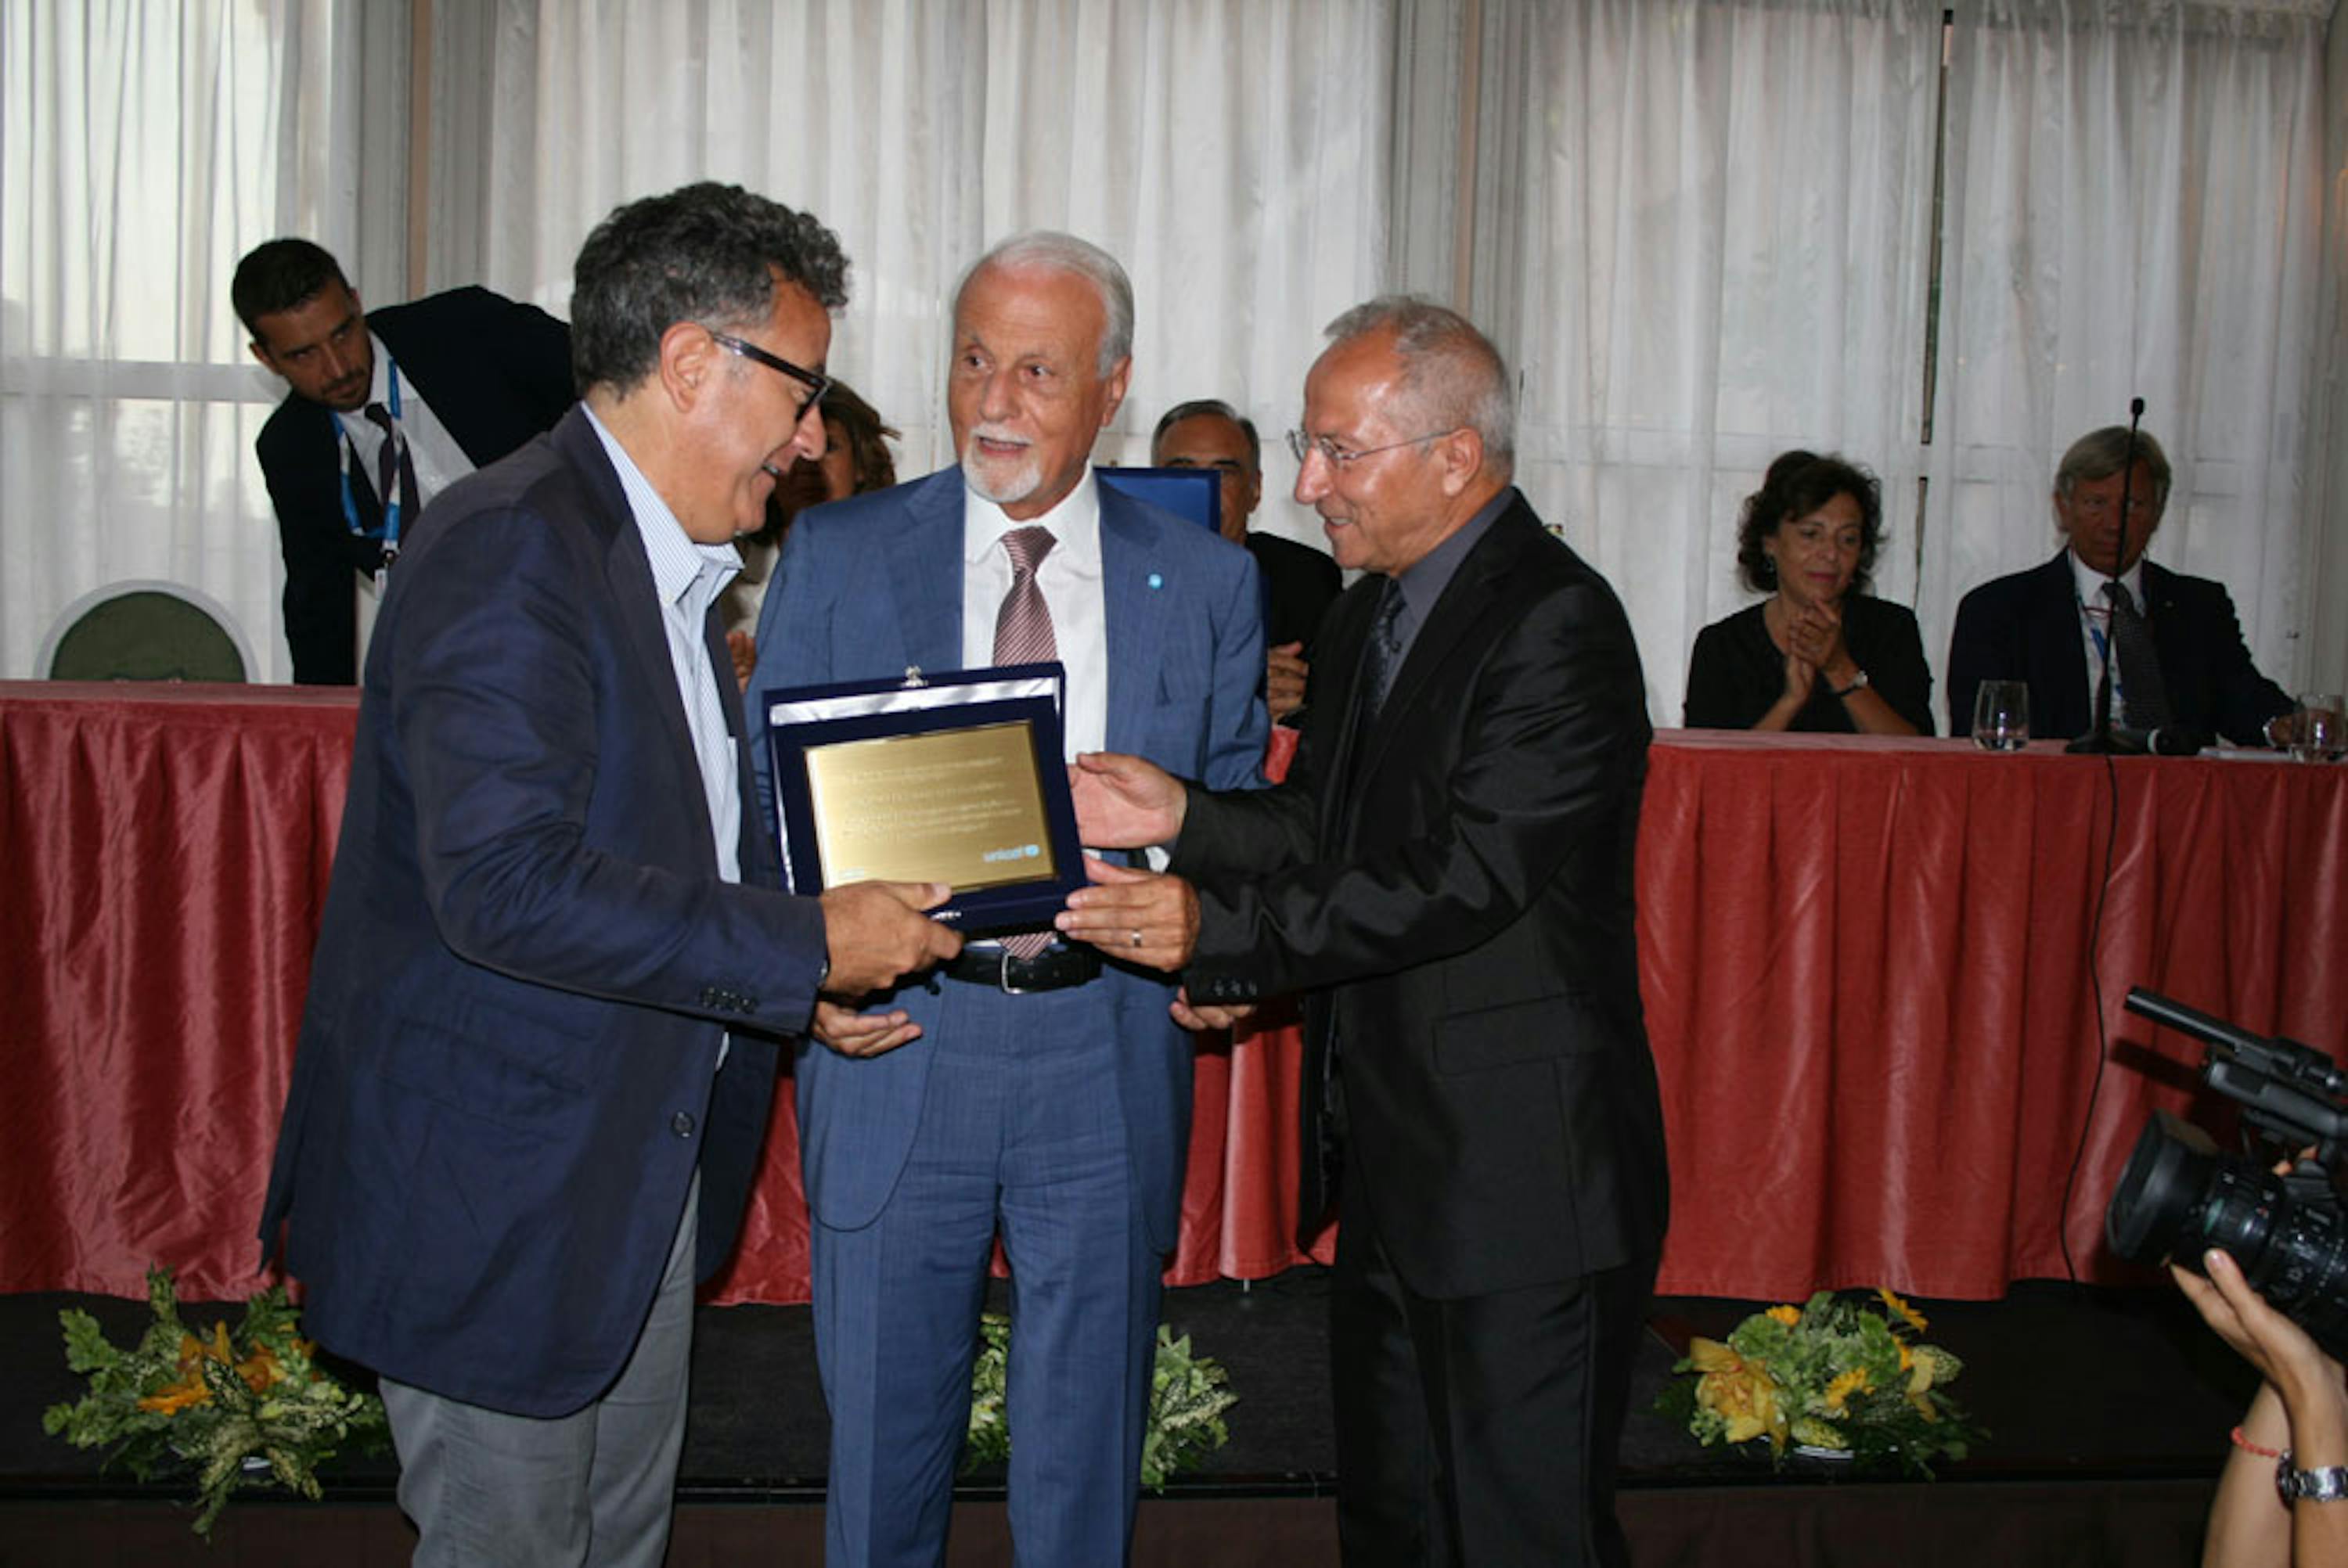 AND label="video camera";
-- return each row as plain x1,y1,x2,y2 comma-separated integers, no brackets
2104,987,2348,1358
